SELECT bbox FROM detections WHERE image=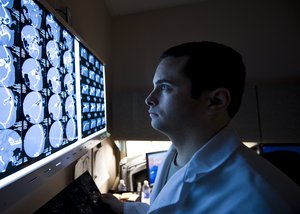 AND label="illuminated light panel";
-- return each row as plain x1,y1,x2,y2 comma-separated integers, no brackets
0,0,107,189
